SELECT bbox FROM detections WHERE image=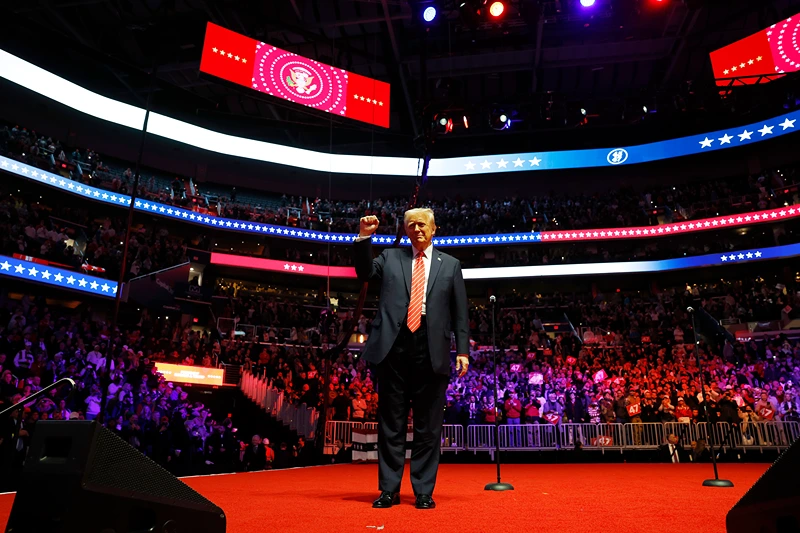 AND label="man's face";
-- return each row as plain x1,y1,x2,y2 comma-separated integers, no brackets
405,212,436,251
